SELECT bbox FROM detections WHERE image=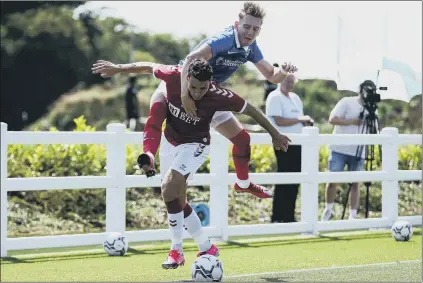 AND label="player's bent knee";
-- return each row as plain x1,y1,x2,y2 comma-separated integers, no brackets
161,169,186,202
162,185,179,203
